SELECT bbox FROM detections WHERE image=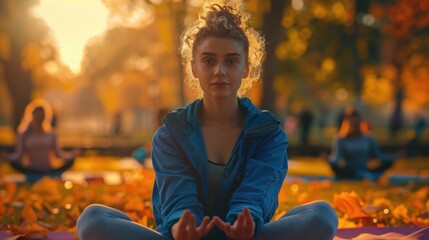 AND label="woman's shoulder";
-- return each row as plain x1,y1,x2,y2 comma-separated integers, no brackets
239,98,280,126
153,125,169,139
